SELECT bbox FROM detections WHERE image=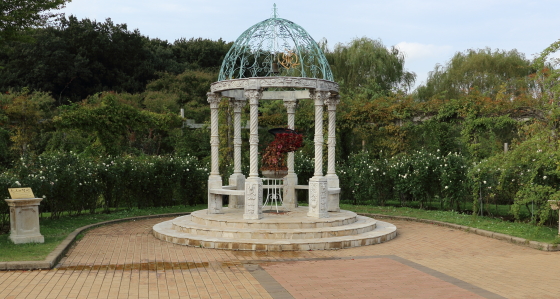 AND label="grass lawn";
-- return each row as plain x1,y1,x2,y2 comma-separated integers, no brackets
0,204,206,262
341,204,560,244
1,203,558,262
